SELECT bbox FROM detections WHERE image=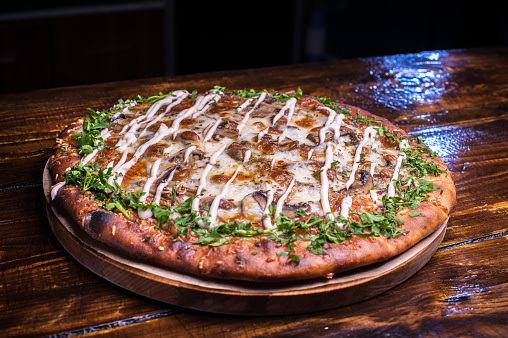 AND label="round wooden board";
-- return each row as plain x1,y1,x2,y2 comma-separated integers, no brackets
43,162,447,315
